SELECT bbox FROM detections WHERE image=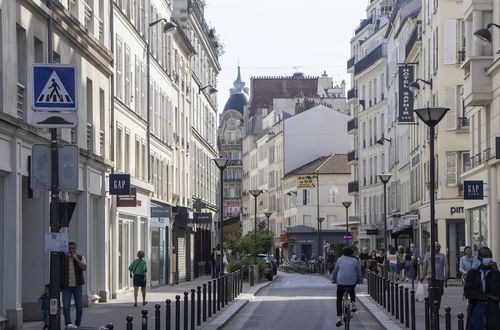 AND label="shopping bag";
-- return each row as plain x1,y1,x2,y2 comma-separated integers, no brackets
416,282,426,302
